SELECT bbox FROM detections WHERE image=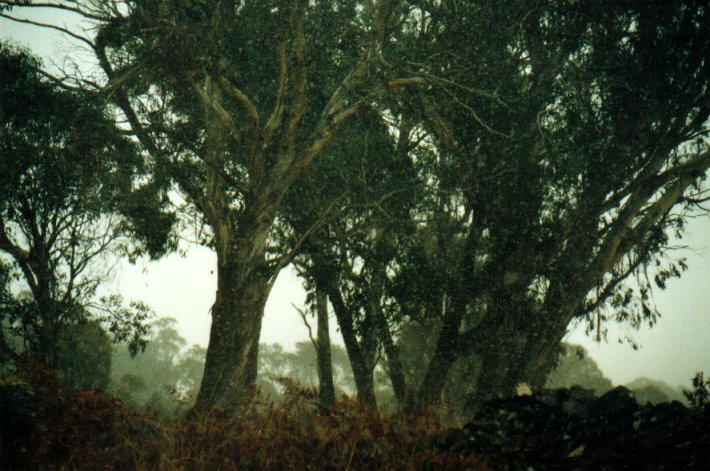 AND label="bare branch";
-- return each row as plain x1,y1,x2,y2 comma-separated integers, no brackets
439,85,512,139
294,303,317,350
321,48,375,123
0,12,95,48
32,66,90,91
300,98,370,165
281,0,308,154
0,219,30,262
191,79,243,141
0,1,110,22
